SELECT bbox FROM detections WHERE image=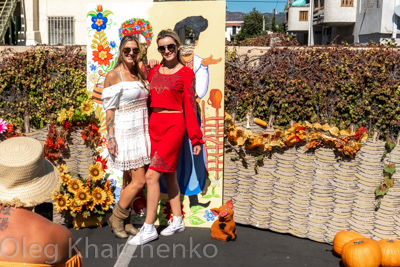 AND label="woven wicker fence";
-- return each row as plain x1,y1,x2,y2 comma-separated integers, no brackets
224,121,400,244
23,128,93,175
